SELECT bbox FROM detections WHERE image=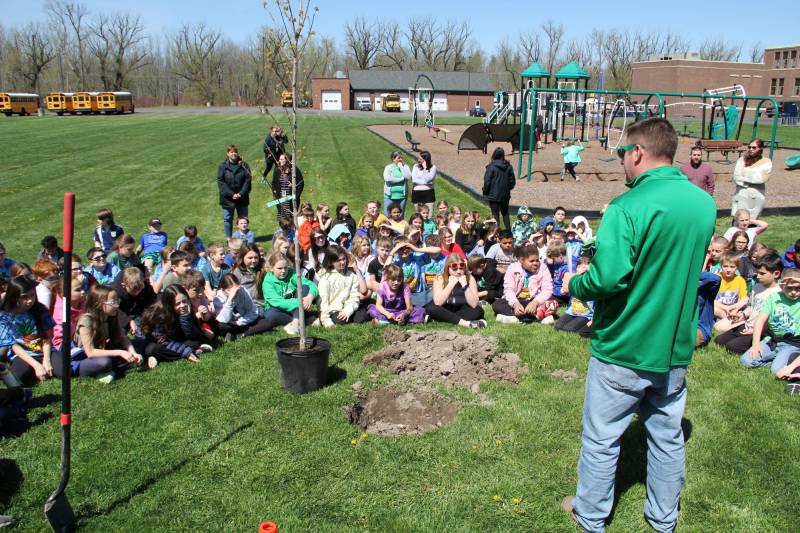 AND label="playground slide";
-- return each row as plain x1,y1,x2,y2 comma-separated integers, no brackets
786,154,800,170
458,123,521,153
